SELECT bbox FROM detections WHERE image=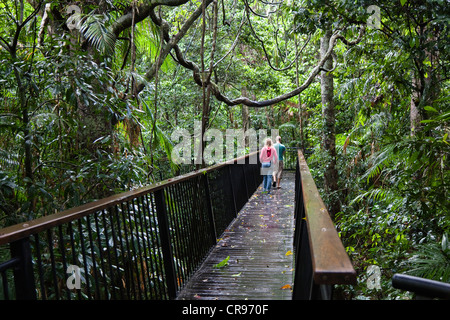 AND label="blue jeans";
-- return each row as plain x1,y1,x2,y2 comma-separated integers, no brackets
261,162,273,192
